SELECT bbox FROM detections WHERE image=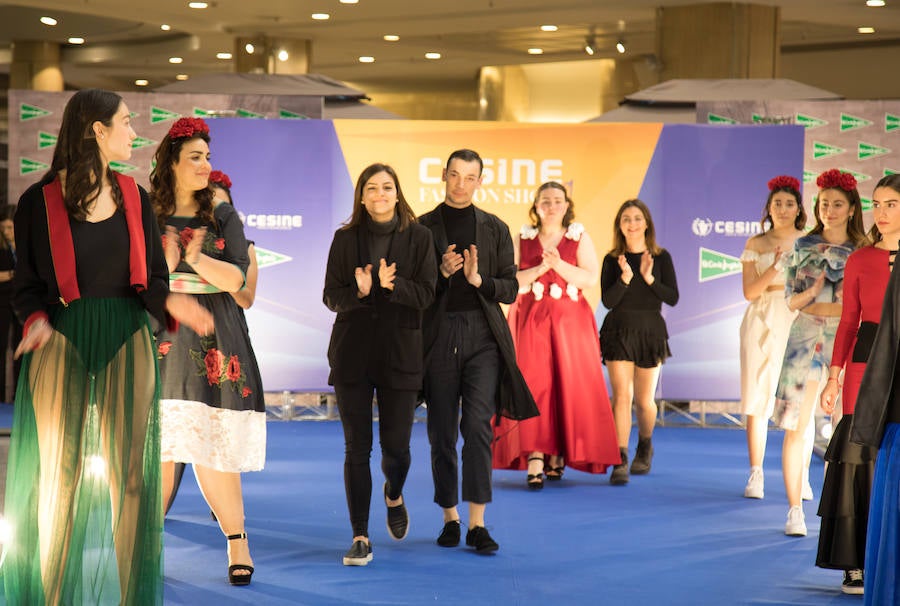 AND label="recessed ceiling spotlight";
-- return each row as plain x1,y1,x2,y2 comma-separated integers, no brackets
312,13,330,20
584,35,596,55
188,2,208,8
68,37,85,45
40,16,57,26
425,52,441,60
359,56,375,63
528,48,543,55
135,79,149,86
161,24,171,31
169,57,183,64
866,0,885,6
216,52,232,60
245,43,255,54
384,34,400,42
277,49,289,61
858,26,876,33
540,25,558,32
616,40,626,54
340,0,359,3
176,74,189,81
